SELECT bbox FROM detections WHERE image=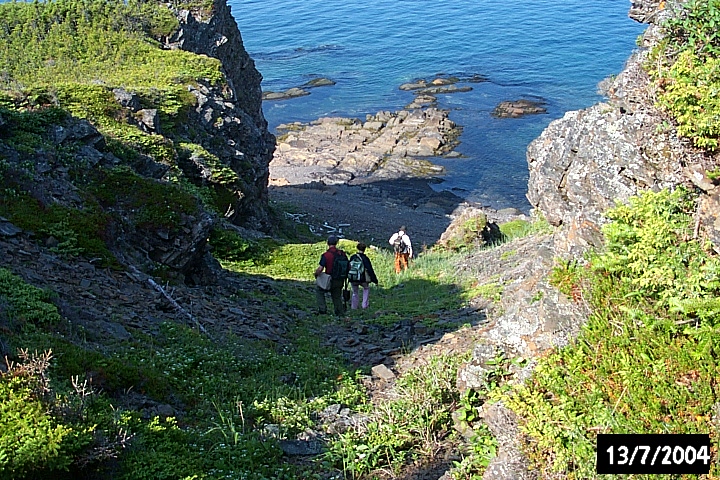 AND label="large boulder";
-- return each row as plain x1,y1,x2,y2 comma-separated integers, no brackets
526,39,702,256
